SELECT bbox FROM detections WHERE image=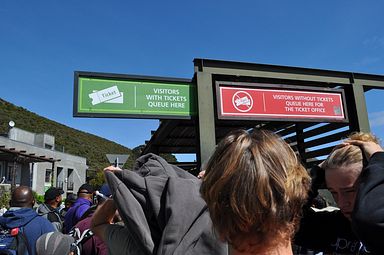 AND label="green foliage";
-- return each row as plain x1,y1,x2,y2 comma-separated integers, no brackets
0,191,10,209
33,191,45,204
159,153,177,163
125,145,177,169
89,170,105,189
